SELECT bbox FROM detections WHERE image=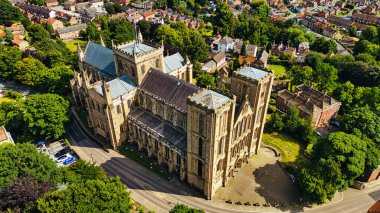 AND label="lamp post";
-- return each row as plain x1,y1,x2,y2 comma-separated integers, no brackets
90,153,95,164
